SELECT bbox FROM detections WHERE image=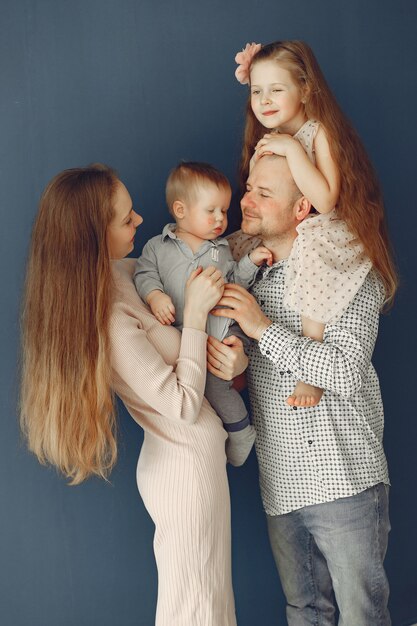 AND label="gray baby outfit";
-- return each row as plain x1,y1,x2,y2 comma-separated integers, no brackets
134,224,261,465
